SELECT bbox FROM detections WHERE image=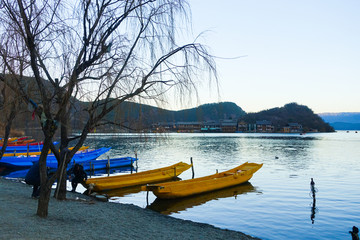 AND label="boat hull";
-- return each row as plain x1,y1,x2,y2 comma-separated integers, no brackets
74,157,137,171
2,146,89,157
86,162,192,192
144,162,262,199
0,142,59,153
0,147,111,168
